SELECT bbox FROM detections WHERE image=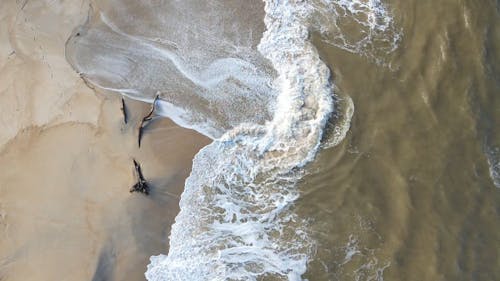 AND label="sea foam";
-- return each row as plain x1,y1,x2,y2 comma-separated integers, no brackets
313,0,401,61
65,0,401,279
145,1,335,280
66,2,275,139
145,0,403,279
